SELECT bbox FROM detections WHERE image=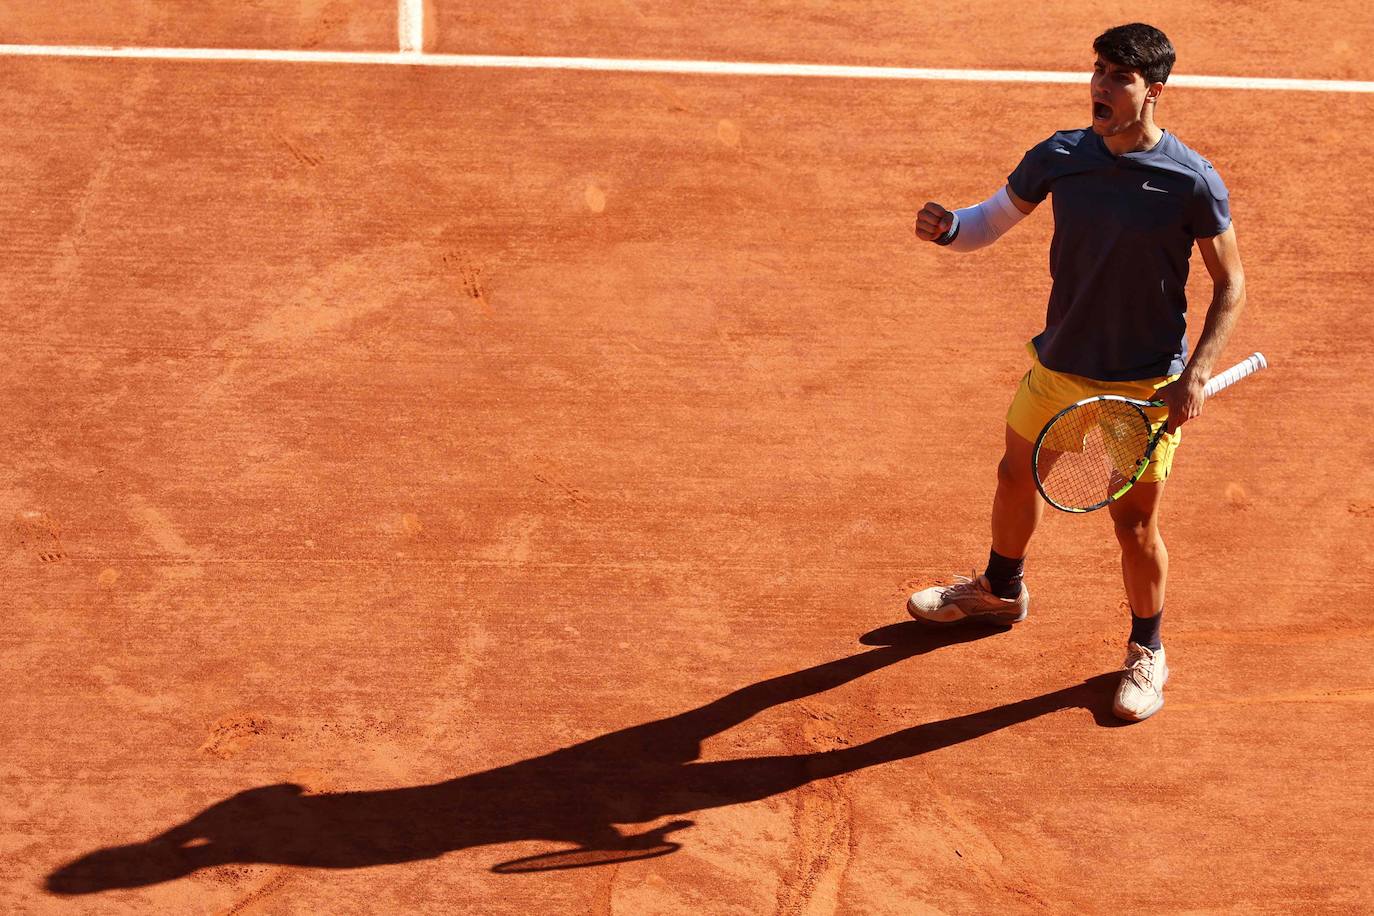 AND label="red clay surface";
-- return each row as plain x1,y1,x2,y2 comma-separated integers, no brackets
3,5,1374,916
0,1,396,51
